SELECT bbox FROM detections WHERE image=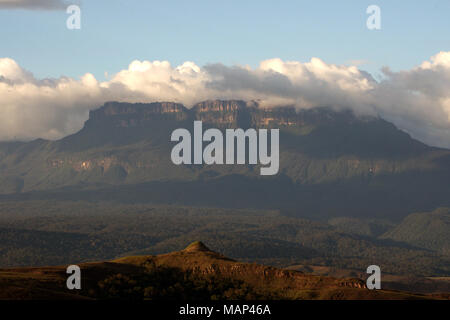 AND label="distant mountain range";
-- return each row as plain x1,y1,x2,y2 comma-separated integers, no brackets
1,100,450,220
